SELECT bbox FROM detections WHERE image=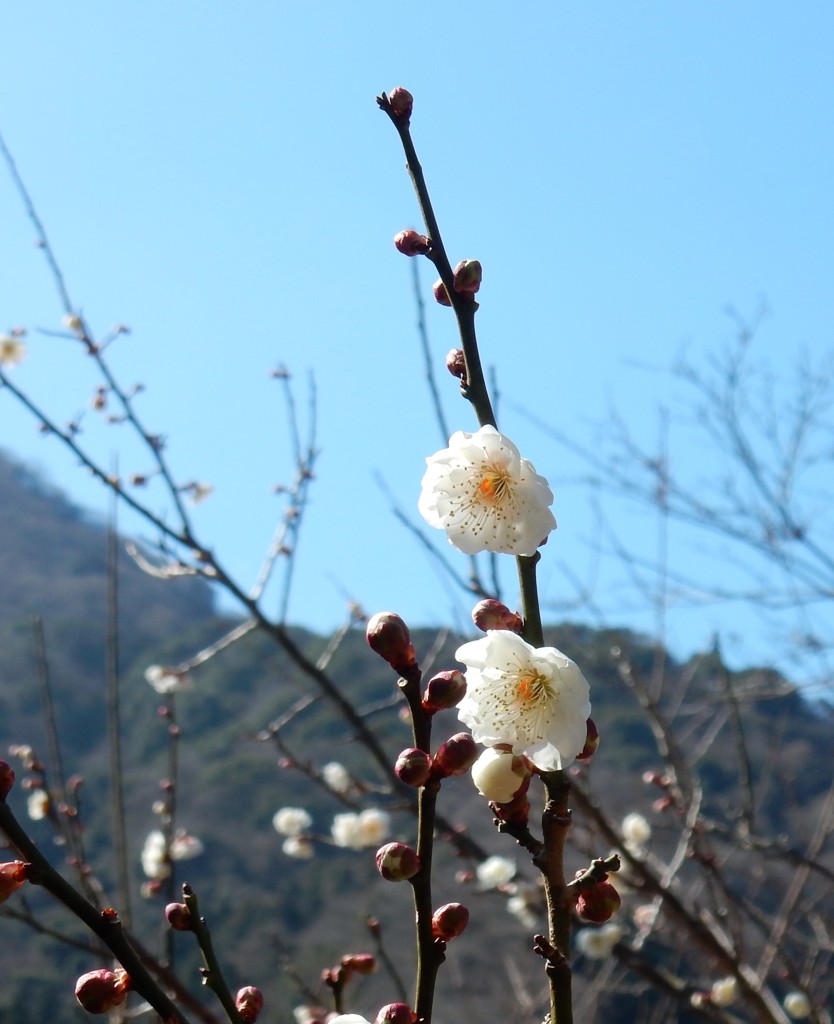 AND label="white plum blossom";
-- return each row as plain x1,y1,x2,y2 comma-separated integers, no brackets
141,830,170,880
470,747,530,803
27,789,50,821
710,977,738,1007
575,922,623,959
272,807,313,837
282,836,314,860
783,992,812,1019
456,631,591,771
418,425,557,556
621,812,652,852
331,808,391,850
145,665,192,694
476,854,517,890
0,335,26,368
321,761,351,794
328,1017,372,1024
169,830,204,861
506,884,539,928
